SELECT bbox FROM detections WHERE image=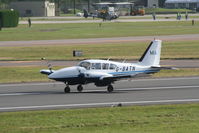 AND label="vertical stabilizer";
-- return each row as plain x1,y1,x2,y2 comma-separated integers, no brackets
138,40,162,66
